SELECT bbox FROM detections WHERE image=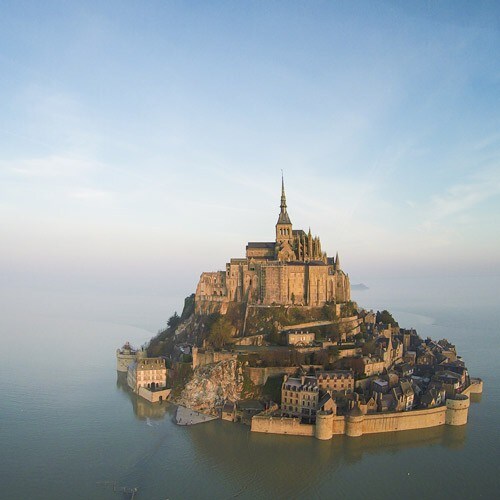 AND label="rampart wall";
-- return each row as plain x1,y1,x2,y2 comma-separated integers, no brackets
360,406,446,434
116,352,136,372
244,366,297,386
192,348,237,369
251,415,315,436
251,395,474,439
234,334,266,346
